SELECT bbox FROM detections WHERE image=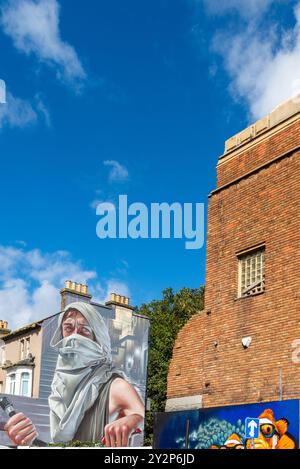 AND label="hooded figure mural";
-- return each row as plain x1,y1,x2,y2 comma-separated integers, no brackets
3,301,145,448
48,302,142,444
